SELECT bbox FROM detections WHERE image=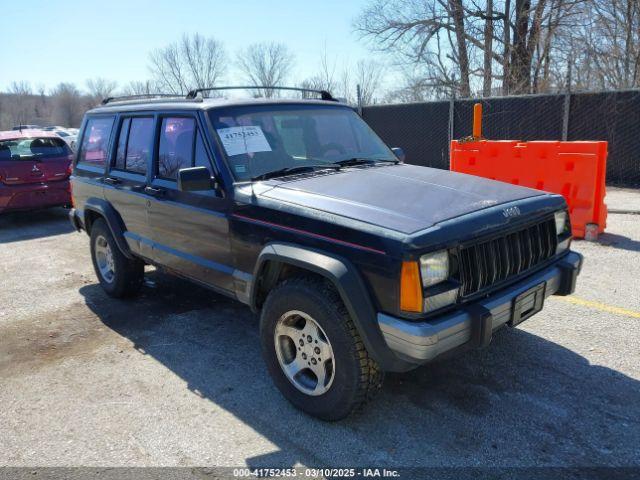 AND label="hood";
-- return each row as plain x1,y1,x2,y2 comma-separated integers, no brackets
258,164,546,234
